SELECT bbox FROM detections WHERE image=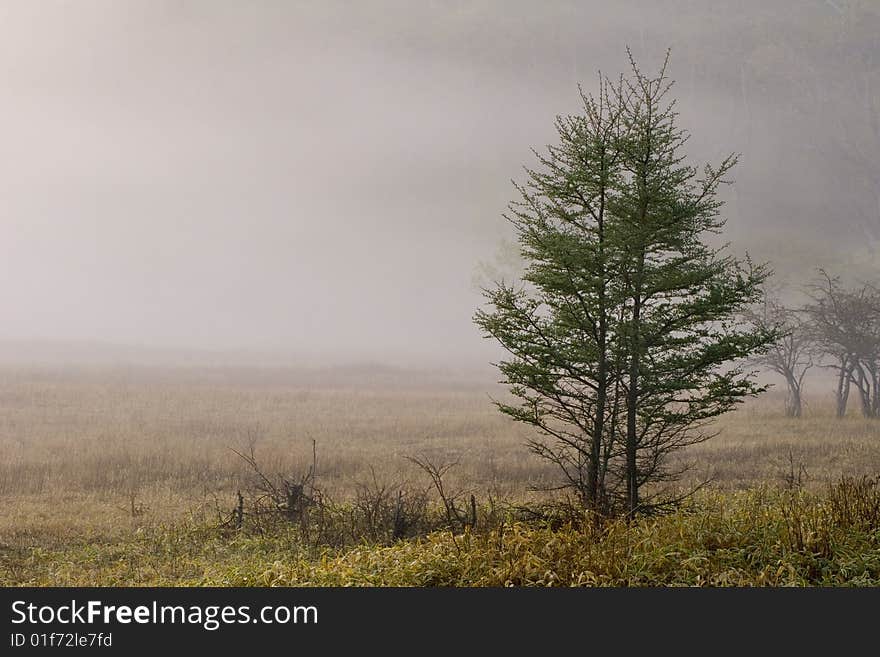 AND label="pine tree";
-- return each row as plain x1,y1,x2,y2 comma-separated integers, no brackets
475,52,776,517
